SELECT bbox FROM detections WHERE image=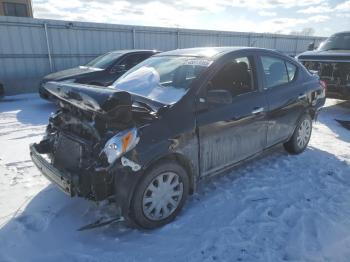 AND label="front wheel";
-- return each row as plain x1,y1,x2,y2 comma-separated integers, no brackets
284,114,312,154
128,160,189,229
